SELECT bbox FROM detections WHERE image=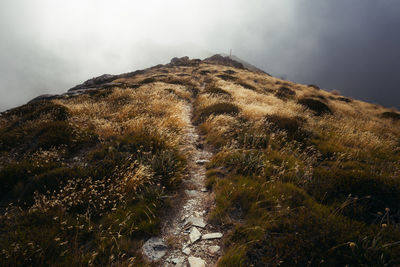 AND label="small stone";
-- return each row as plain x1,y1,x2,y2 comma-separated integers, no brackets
182,247,191,255
171,257,185,267
195,159,209,165
202,232,223,240
189,216,206,228
208,245,220,254
185,190,199,197
188,256,206,267
200,188,208,192
189,227,201,243
142,237,167,261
